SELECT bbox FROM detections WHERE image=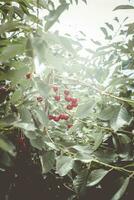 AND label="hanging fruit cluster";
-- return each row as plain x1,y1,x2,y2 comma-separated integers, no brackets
47,85,79,128
48,113,69,122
